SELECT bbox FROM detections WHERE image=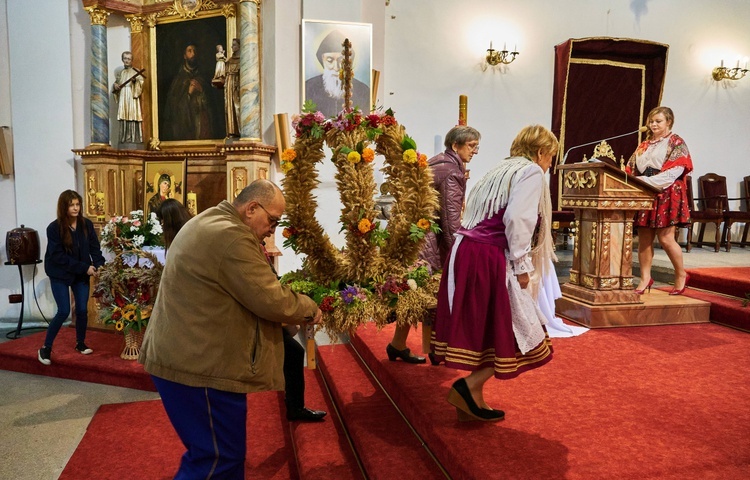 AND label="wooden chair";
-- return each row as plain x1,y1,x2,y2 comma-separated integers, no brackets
688,174,724,252
742,175,750,248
